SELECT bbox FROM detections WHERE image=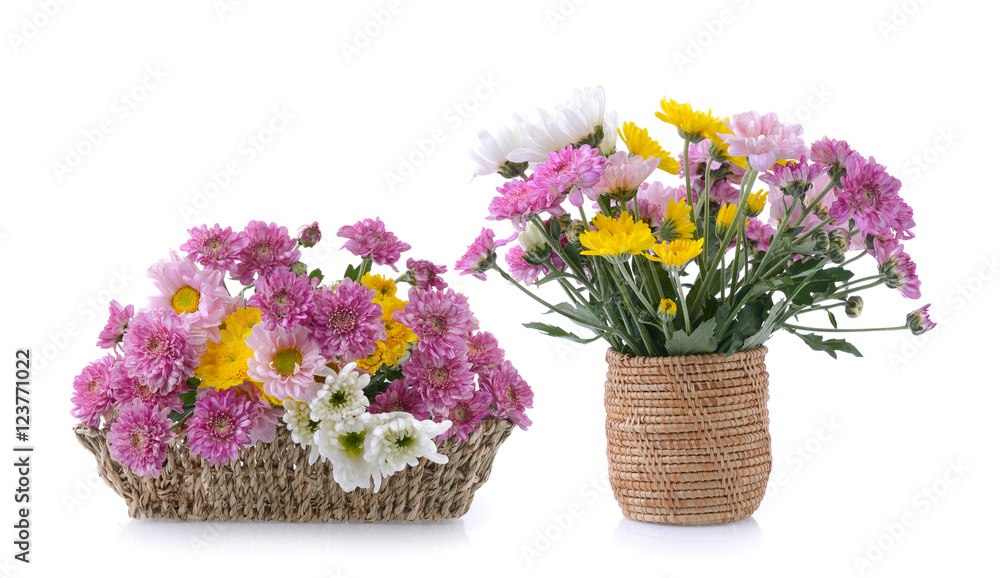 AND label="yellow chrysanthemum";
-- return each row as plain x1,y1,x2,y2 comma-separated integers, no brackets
579,213,657,259
646,238,705,271
747,189,768,217
618,121,682,175
657,298,677,321
716,203,739,231
361,273,398,305
221,307,262,341
356,297,418,373
656,99,725,142
657,198,696,243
